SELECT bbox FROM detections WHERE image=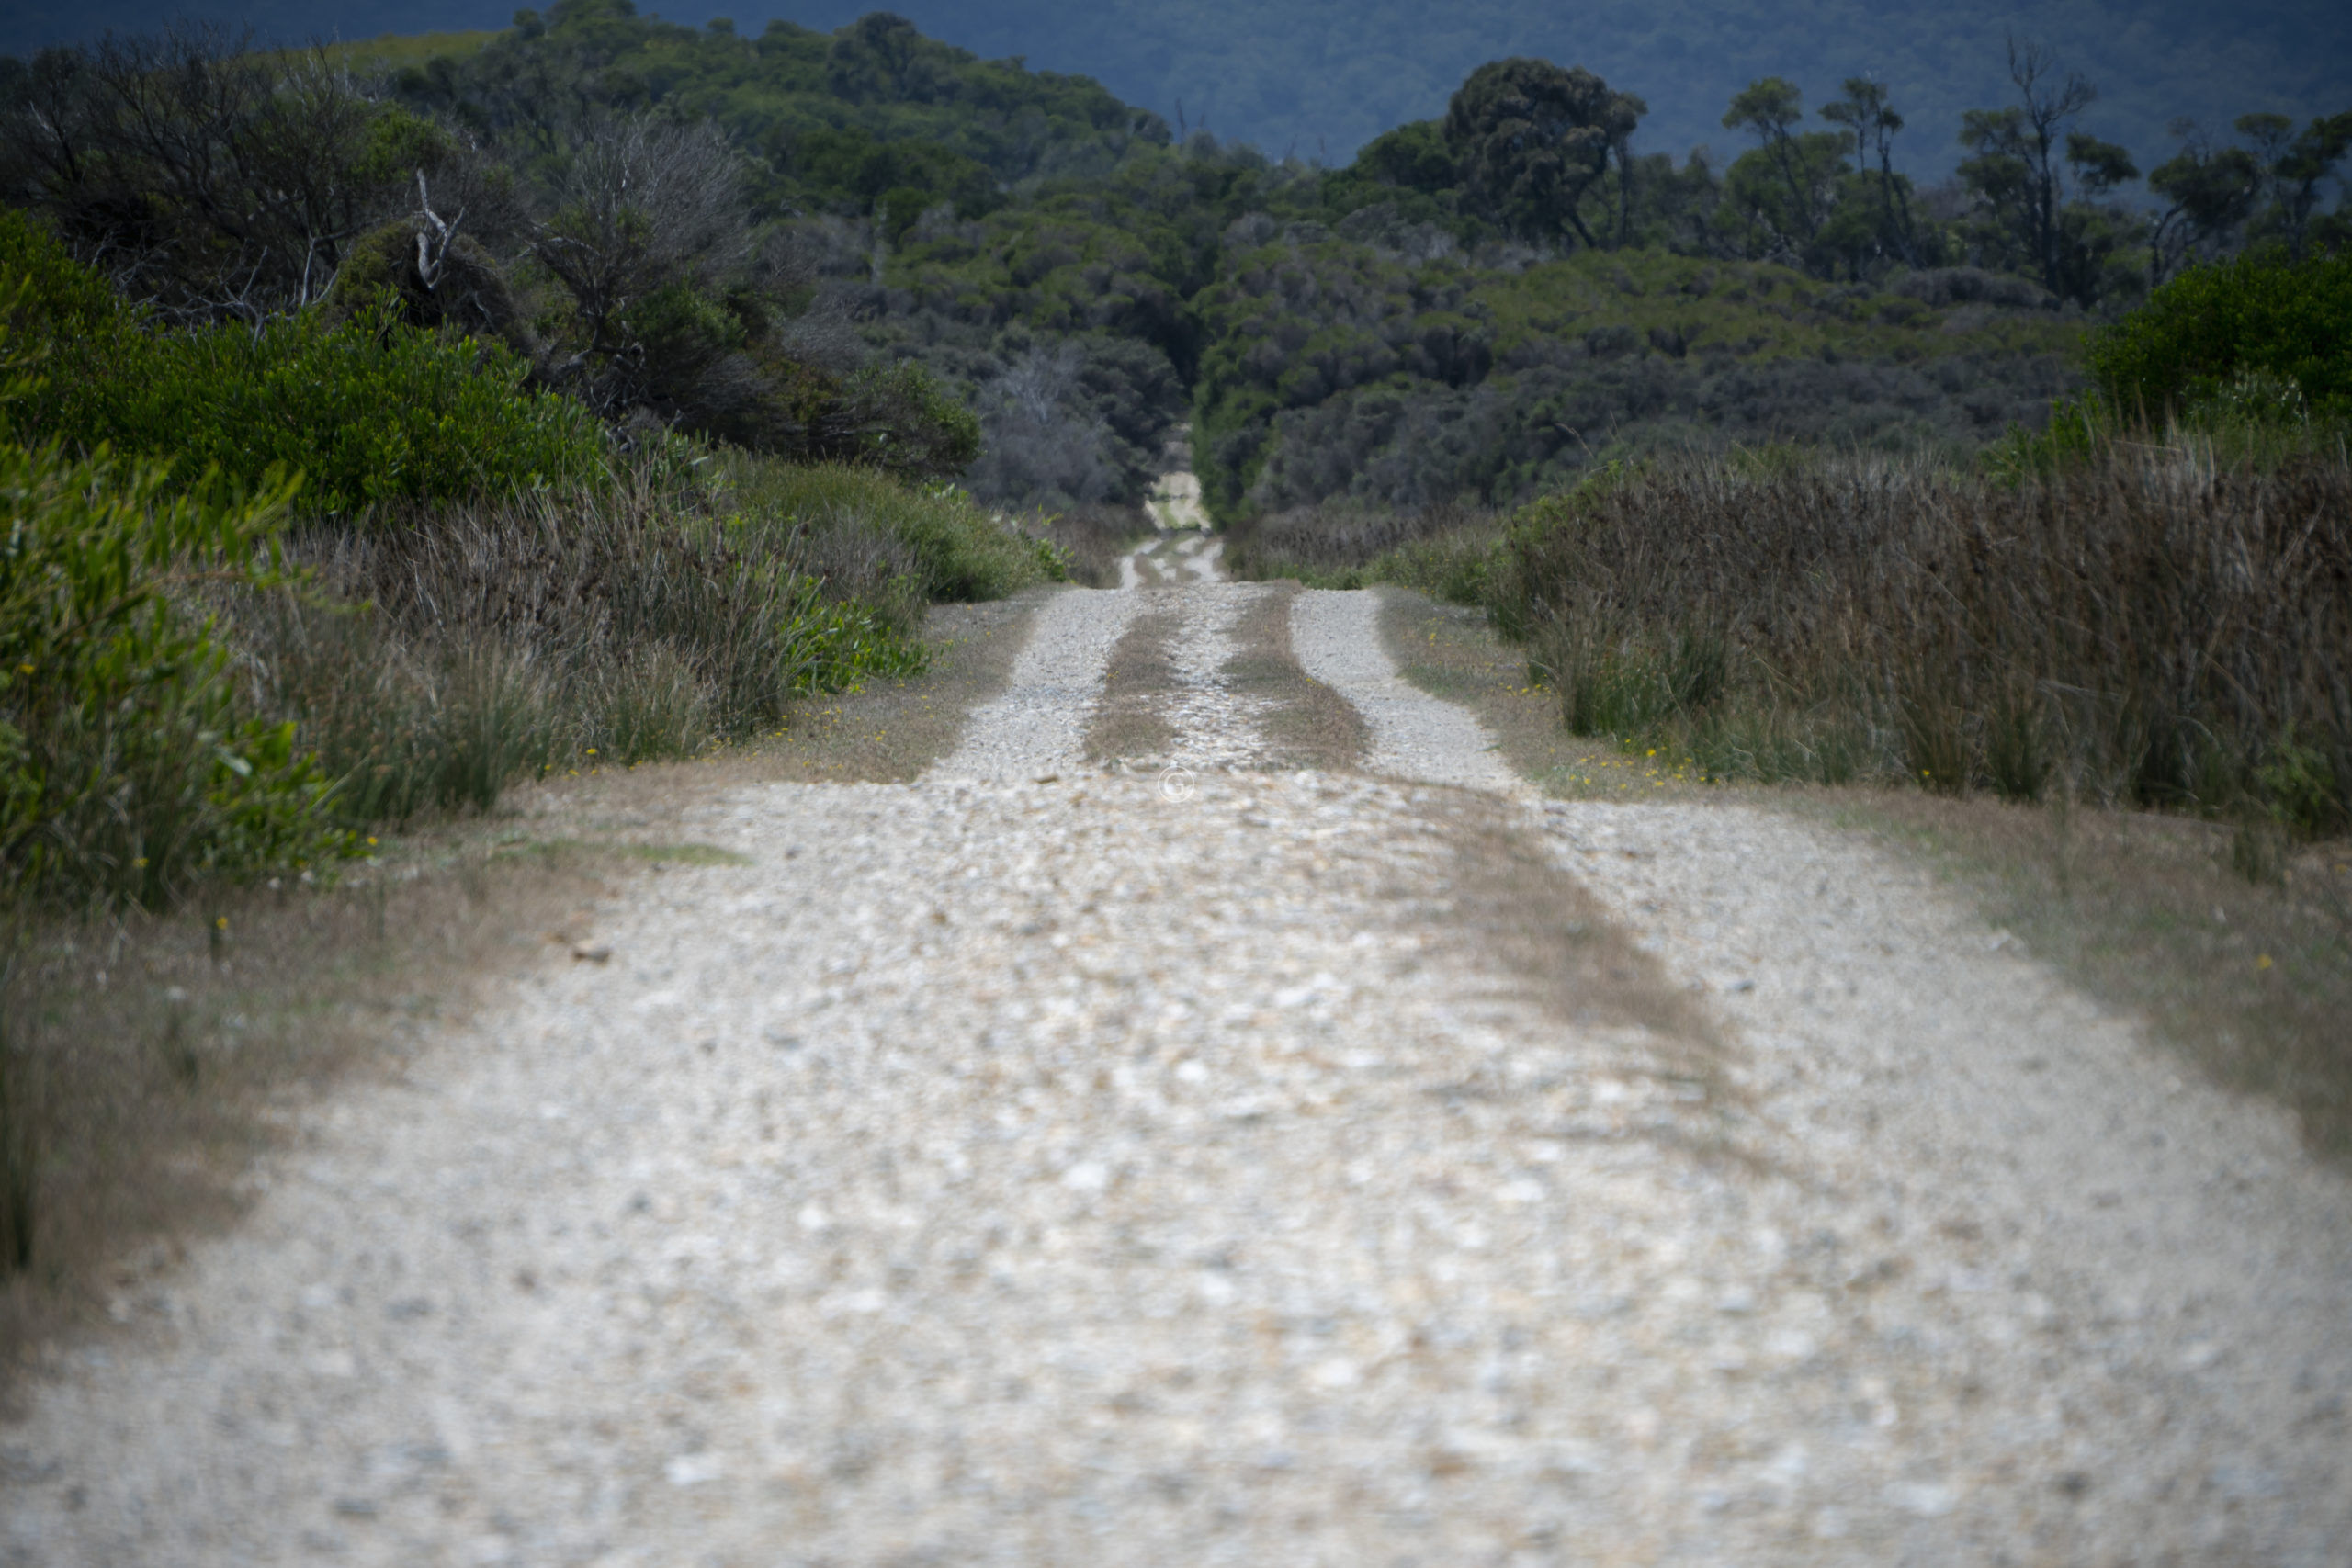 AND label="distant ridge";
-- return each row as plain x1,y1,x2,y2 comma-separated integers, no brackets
6,0,2346,184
